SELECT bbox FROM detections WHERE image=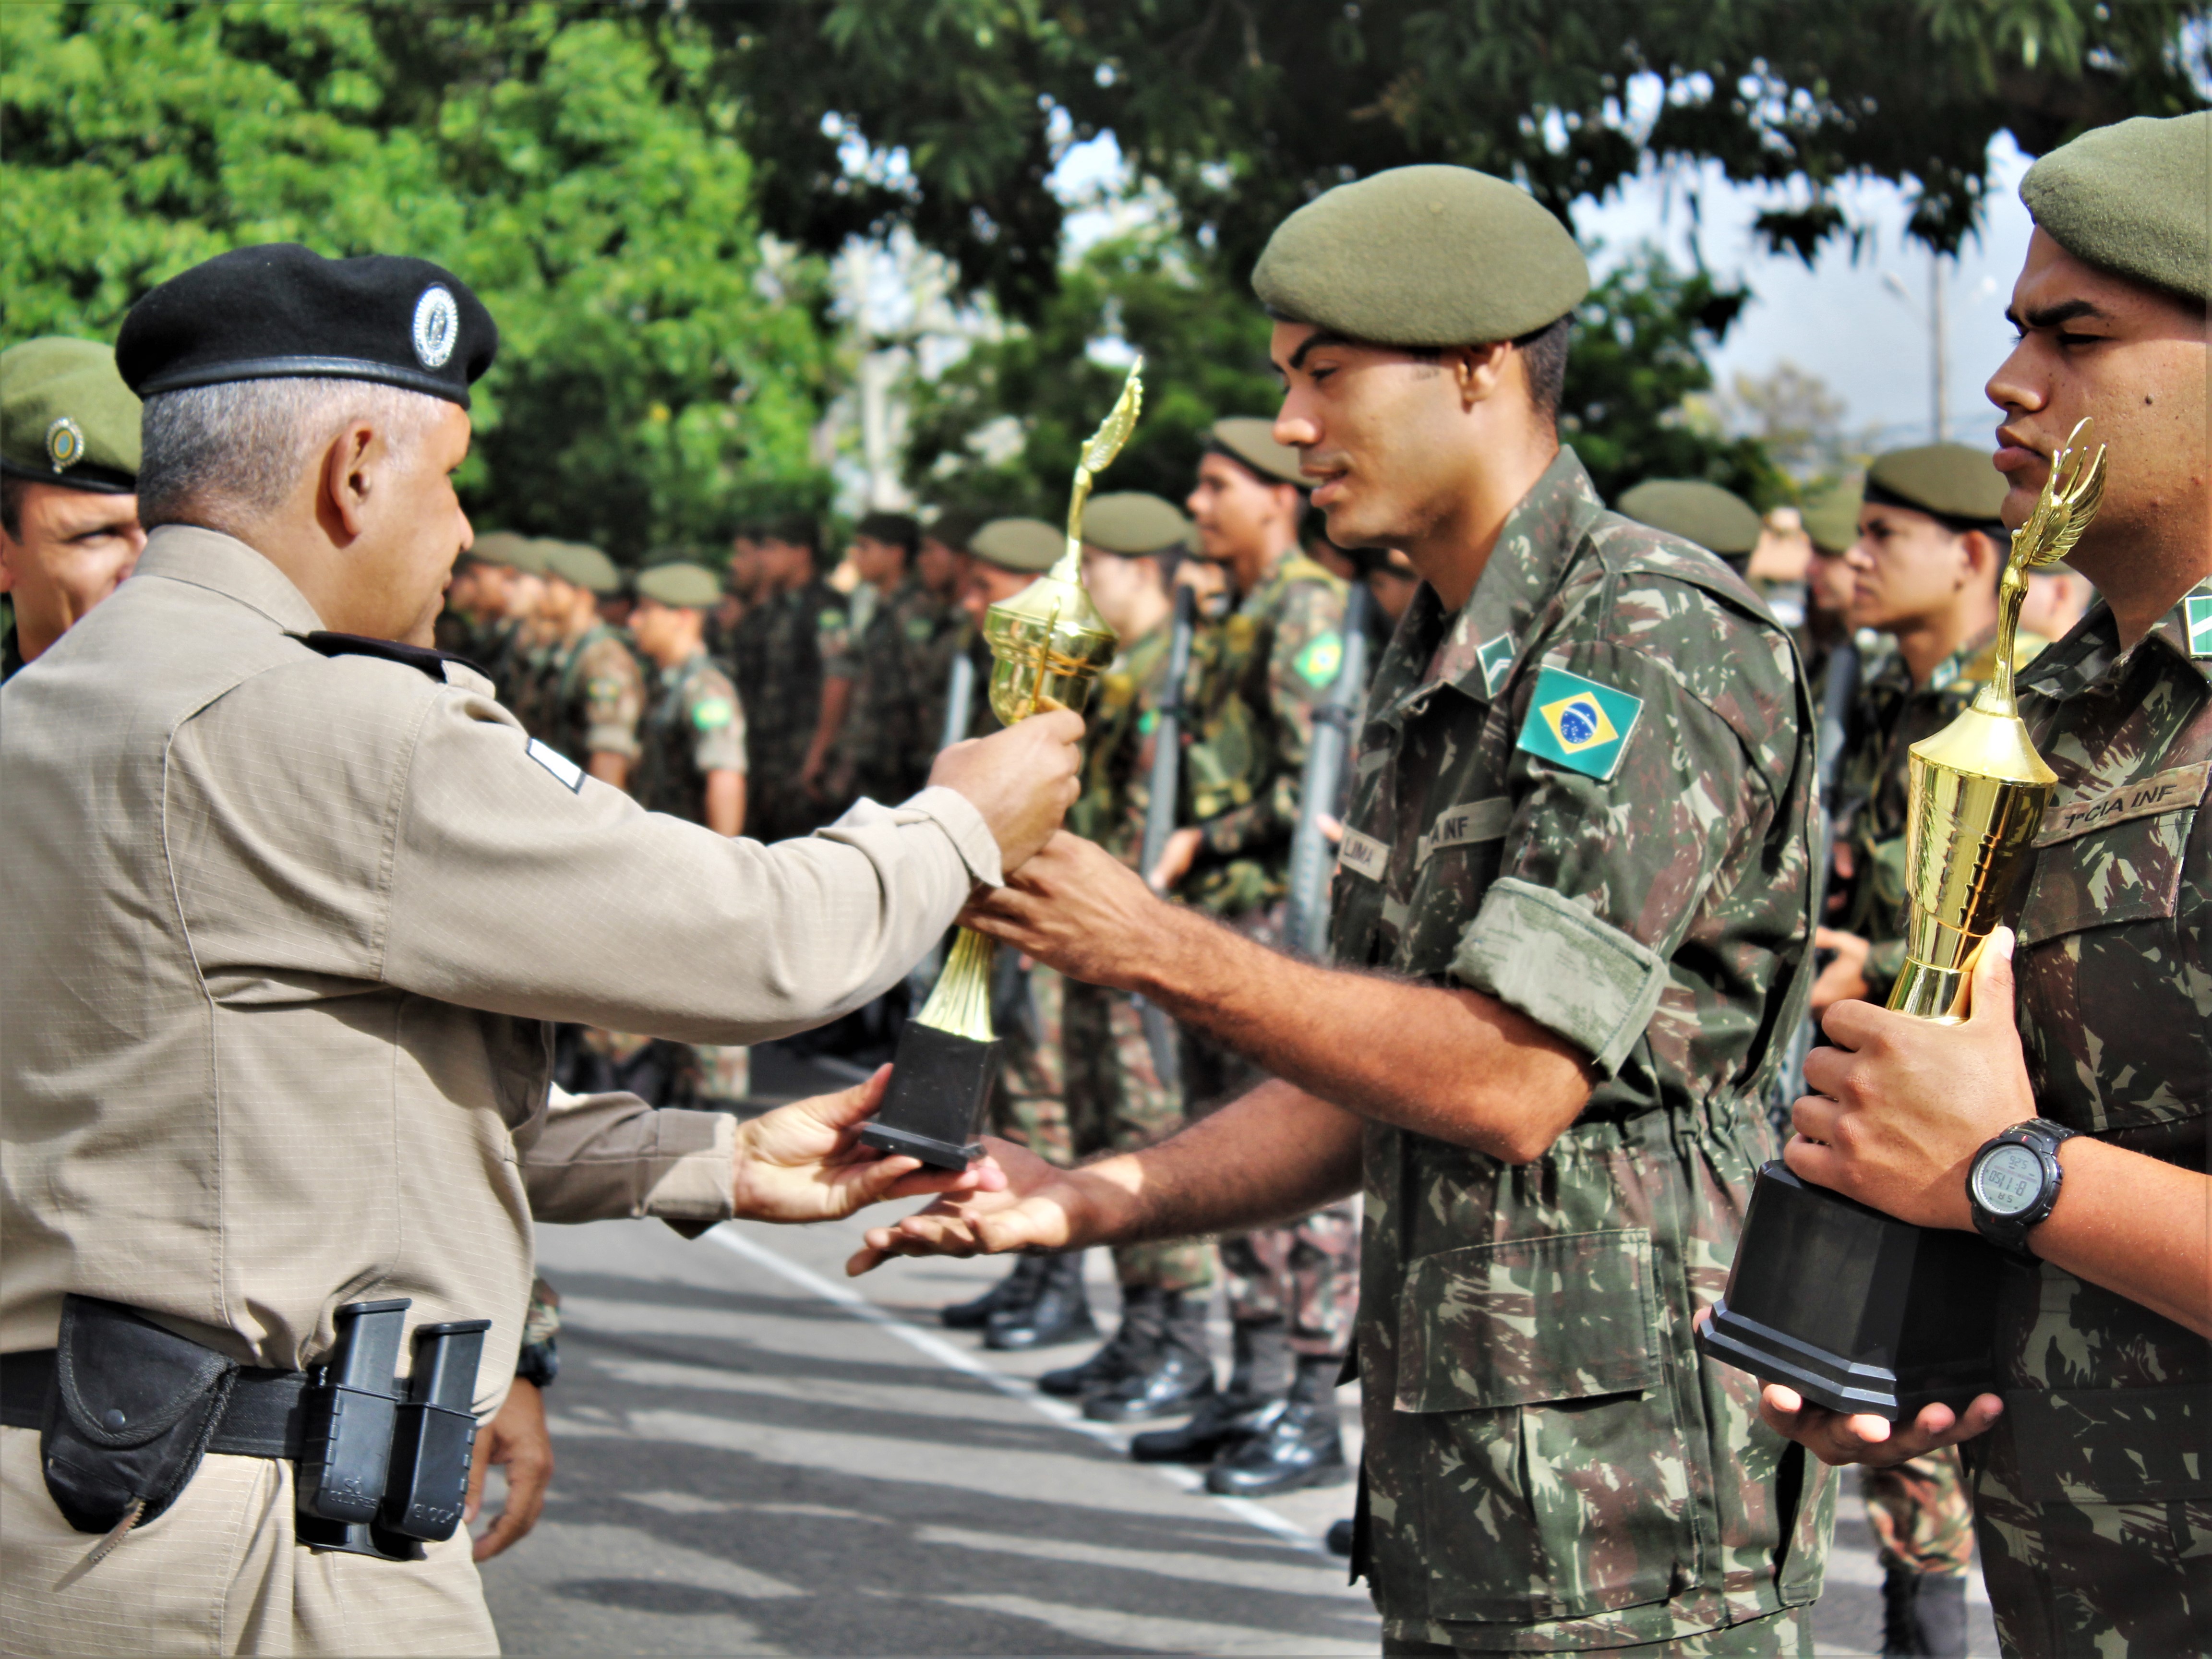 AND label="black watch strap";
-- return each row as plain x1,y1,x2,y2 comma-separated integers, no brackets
515,1339,559,1390
1968,1118,2077,1255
